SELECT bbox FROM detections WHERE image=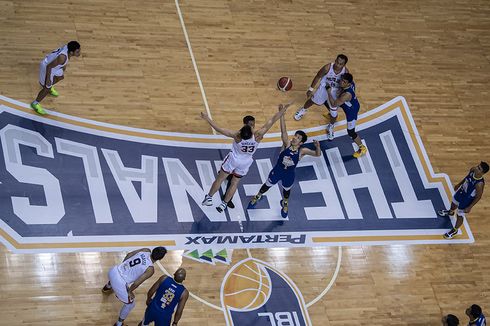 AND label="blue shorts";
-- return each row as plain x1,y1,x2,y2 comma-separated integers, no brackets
143,305,172,326
453,191,473,210
342,105,359,122
268,168,295,189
